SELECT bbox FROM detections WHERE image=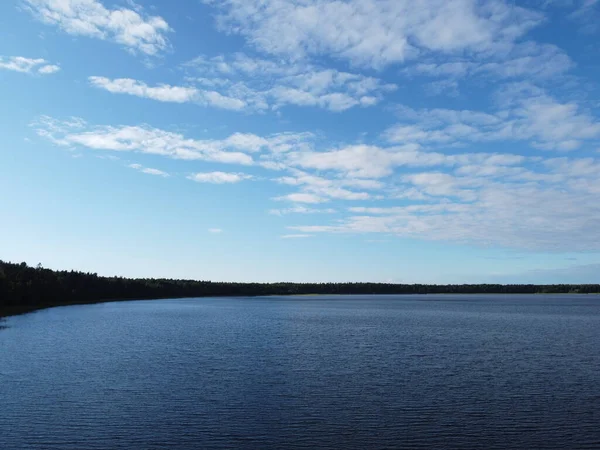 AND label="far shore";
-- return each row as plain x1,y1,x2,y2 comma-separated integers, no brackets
3,259,599,321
